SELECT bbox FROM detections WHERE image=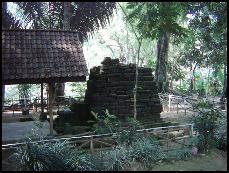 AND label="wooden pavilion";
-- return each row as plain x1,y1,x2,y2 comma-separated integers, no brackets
2,29,88,135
